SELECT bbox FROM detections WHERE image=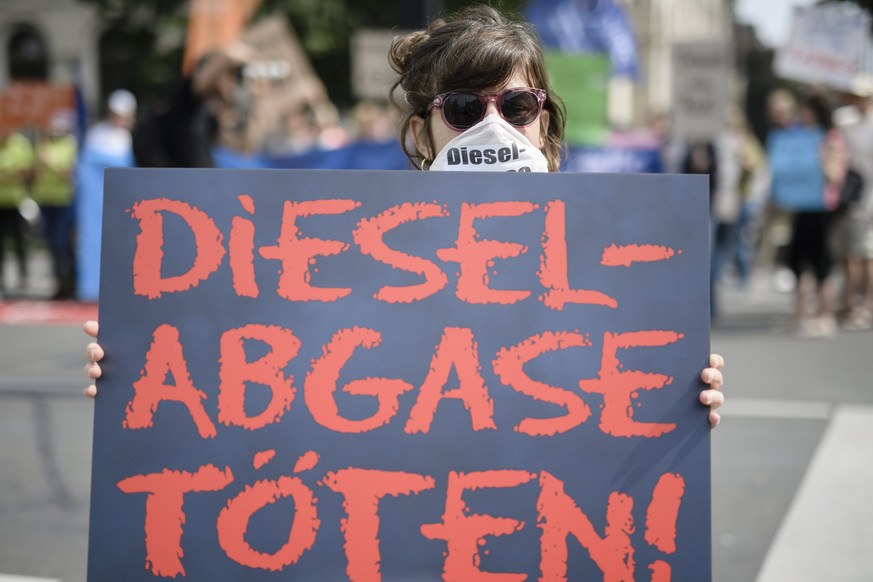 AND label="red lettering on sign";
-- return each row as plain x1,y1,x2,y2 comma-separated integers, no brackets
600,244,677,267
124,324,217,439
293,450,320,474
253,449,276,470
405,327,496,434
216,476,320,571
492,331,593,436
353,202,450,303
117,464,233,577
421,470,534,581
116,453,689,579
229,195,258,298
305,327,414,433
322,468,436,582
437,201,536,304
648,560,671,582
259,199,359,302
645,472,685,554
538,201,618,310
578,331,682,438
217,325,300,430
130,198,226,299
537,471,635,582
